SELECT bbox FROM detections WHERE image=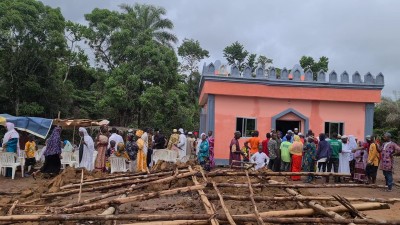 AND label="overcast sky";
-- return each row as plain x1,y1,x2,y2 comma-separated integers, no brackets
42,0,400,97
